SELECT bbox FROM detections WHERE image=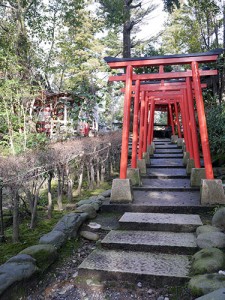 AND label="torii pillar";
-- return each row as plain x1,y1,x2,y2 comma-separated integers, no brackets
111,65,134,203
